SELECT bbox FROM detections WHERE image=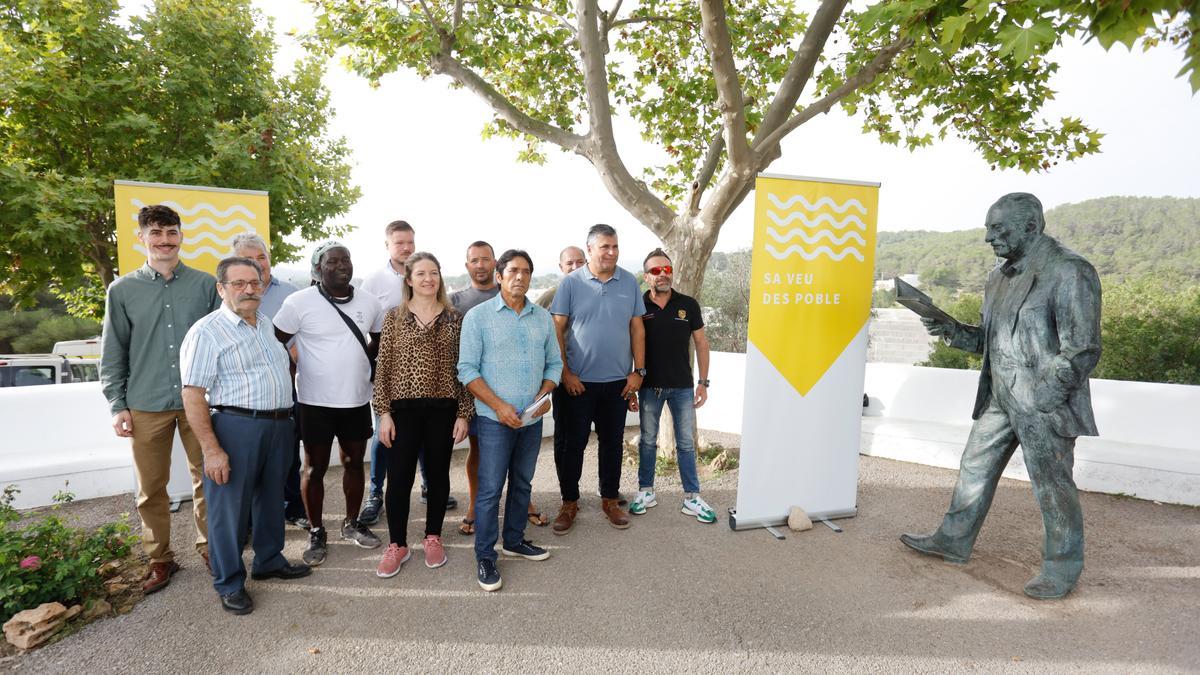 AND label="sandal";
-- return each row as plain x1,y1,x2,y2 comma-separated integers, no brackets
458,518,475,535
527,511,549,527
